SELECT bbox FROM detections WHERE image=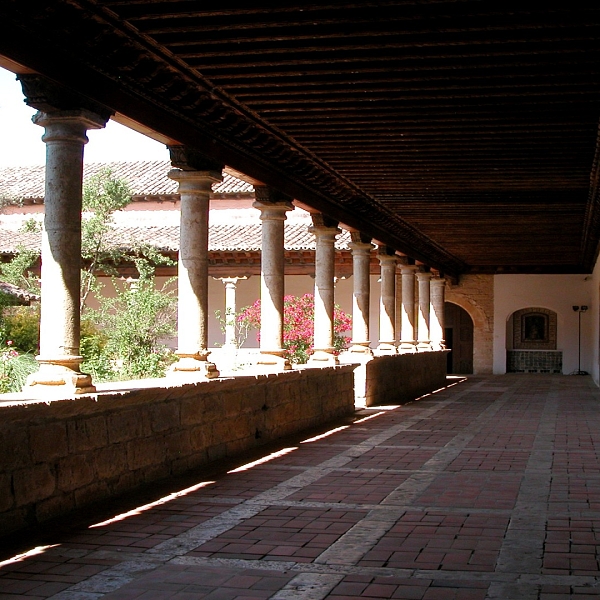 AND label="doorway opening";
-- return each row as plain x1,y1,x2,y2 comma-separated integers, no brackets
445,302,474,374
